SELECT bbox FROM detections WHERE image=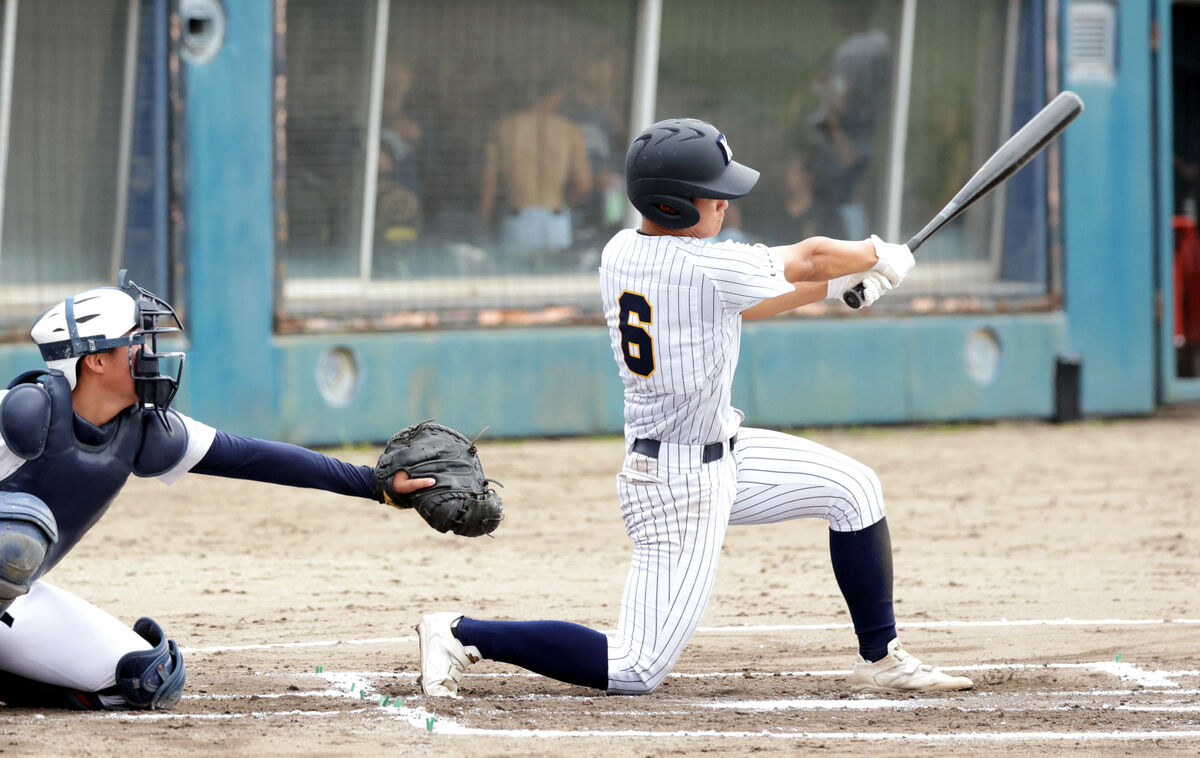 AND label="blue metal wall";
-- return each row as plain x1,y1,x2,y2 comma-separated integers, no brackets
1060,0,1158,414
182,1,279,432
